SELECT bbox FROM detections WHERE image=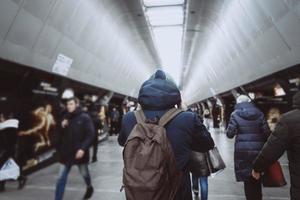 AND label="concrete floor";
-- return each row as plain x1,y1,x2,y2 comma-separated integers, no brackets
1,129,290,200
